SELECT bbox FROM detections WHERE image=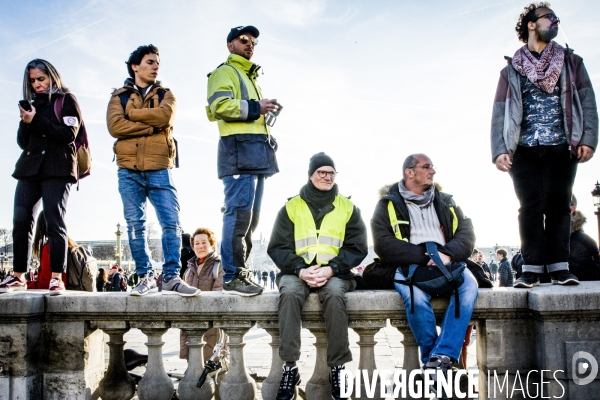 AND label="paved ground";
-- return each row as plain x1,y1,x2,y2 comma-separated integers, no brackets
106,285,478,399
